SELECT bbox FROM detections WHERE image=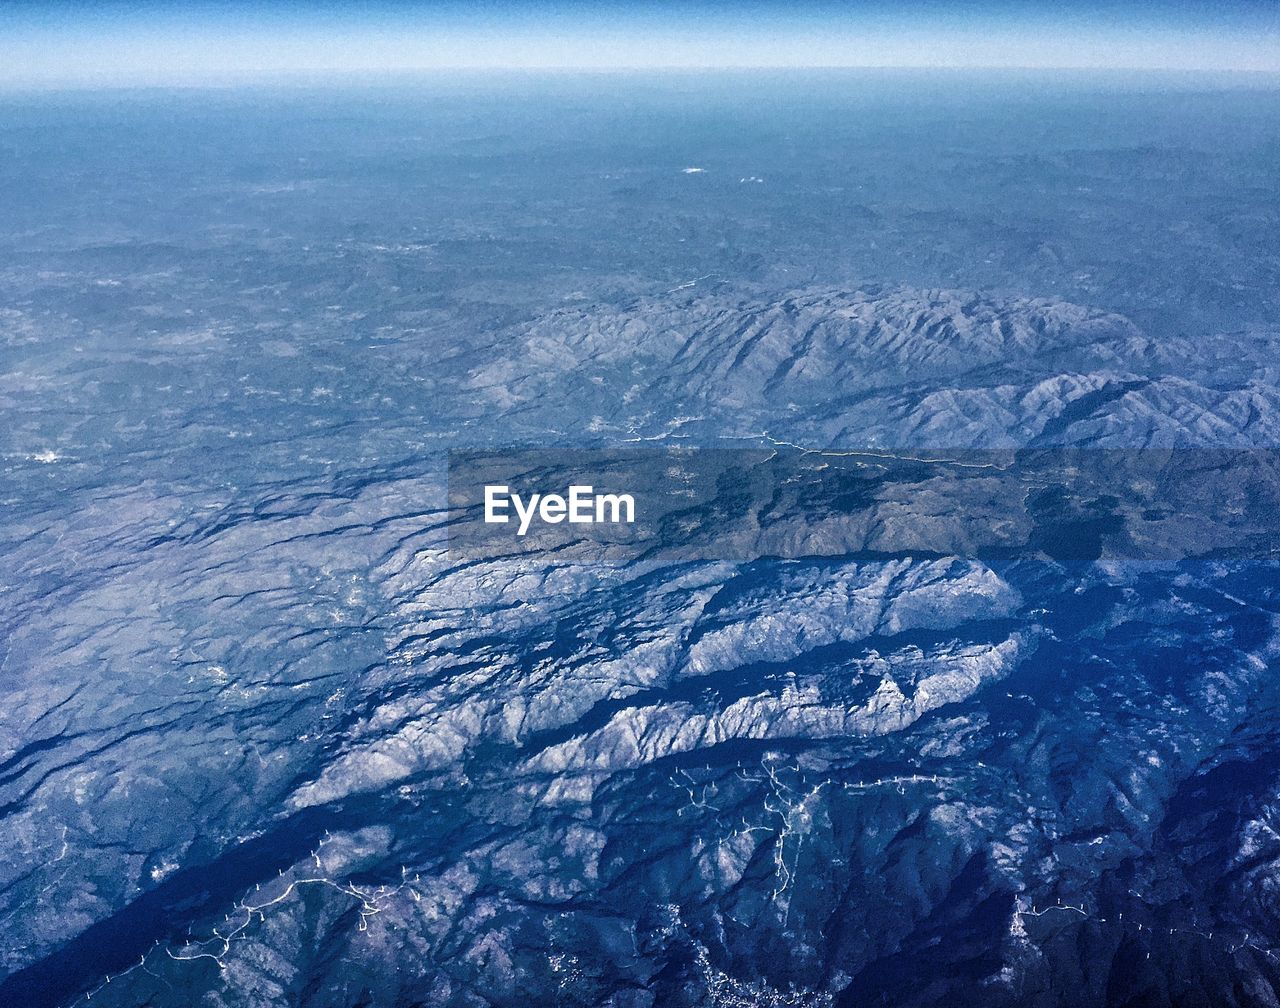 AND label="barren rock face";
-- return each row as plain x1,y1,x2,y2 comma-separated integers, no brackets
1,78,1279,1008
469,285,1280,449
